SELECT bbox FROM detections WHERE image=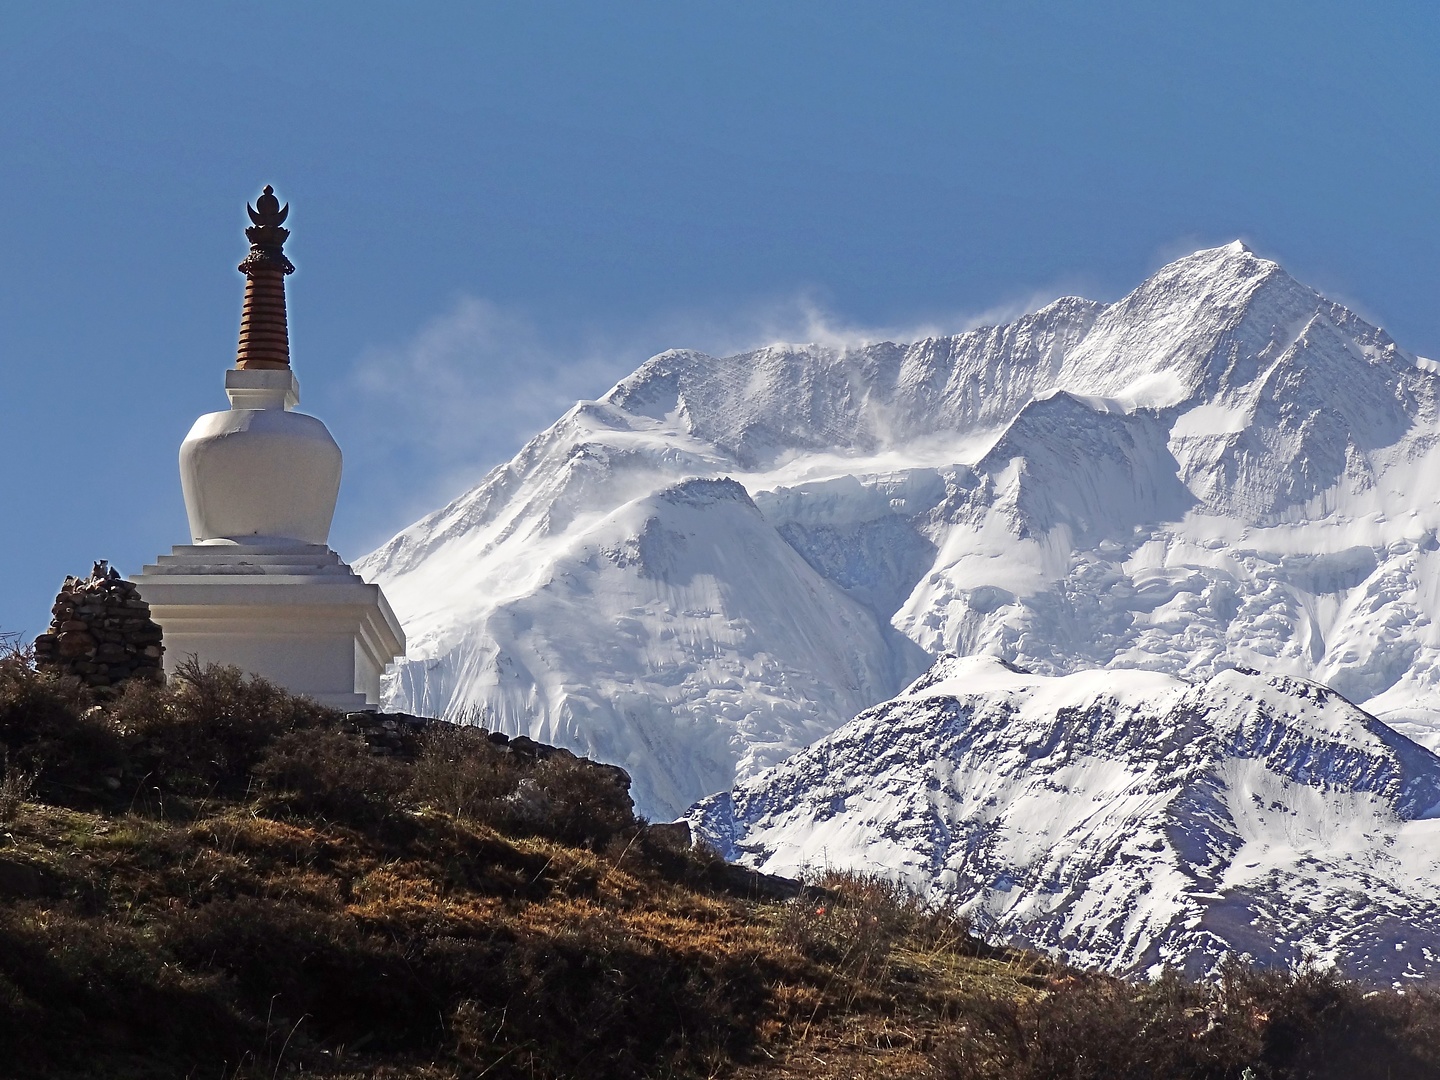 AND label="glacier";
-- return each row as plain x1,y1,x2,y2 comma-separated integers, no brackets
687,656,1440,981
360,241,1440,820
